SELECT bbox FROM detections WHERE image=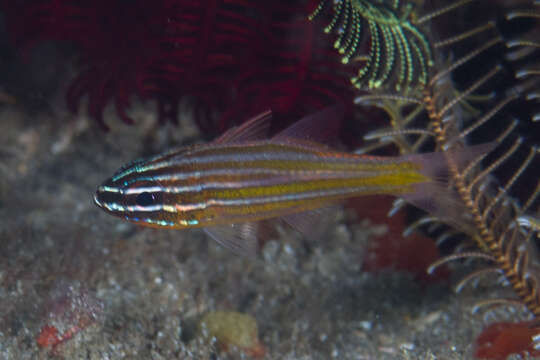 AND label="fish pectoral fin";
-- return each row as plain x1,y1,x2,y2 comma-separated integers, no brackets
281,205,340,240
213,110,272,144
203,222,260,258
